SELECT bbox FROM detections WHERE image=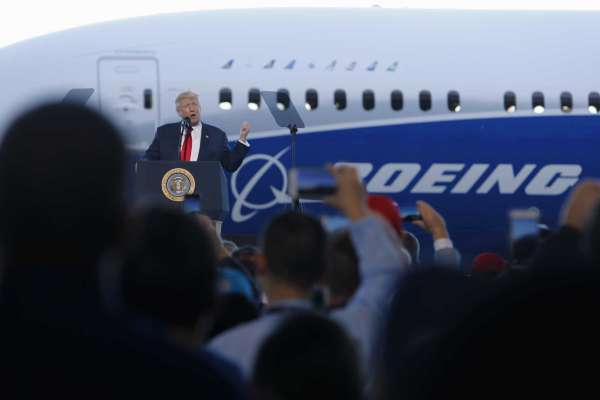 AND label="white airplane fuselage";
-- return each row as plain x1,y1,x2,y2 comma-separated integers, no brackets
2,8,600,262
